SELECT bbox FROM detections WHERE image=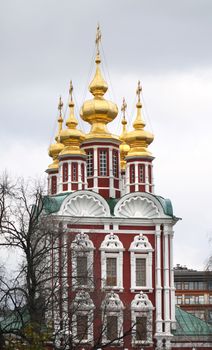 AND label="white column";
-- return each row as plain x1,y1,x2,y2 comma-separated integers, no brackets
145,163,149,192
126,163,130,194
78,161,82,190
163,224,171,335
68,160,71,191
109,148,115,197
93,148,98,192
151,164,155,194
155,224,163,334
58,163,63,193
135,162,139,192
170,229,176,327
